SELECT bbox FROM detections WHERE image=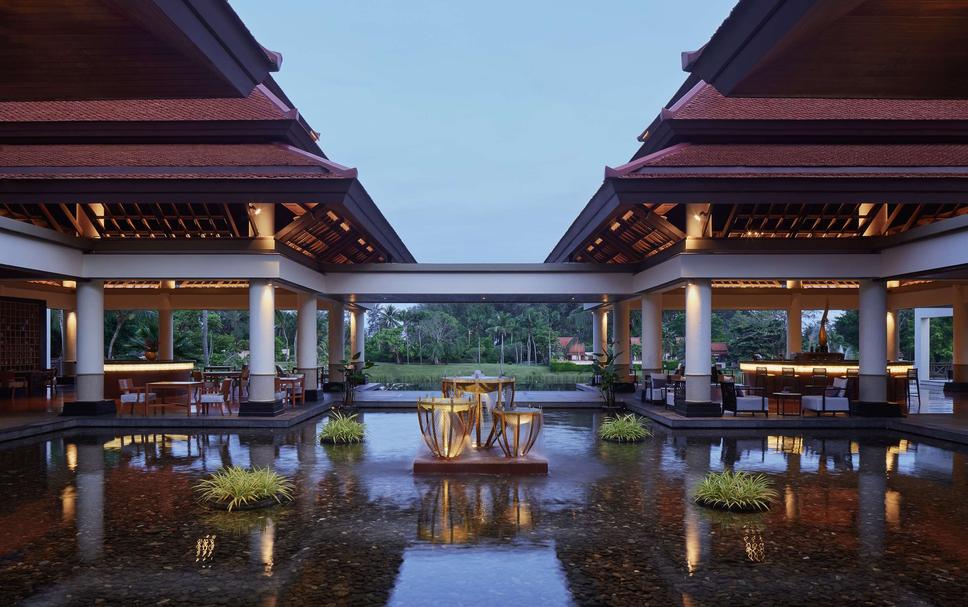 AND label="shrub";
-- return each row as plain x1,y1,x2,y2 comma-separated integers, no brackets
319,412,365,444
598,413,652,442
196,466,294,511
694,470,777,512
